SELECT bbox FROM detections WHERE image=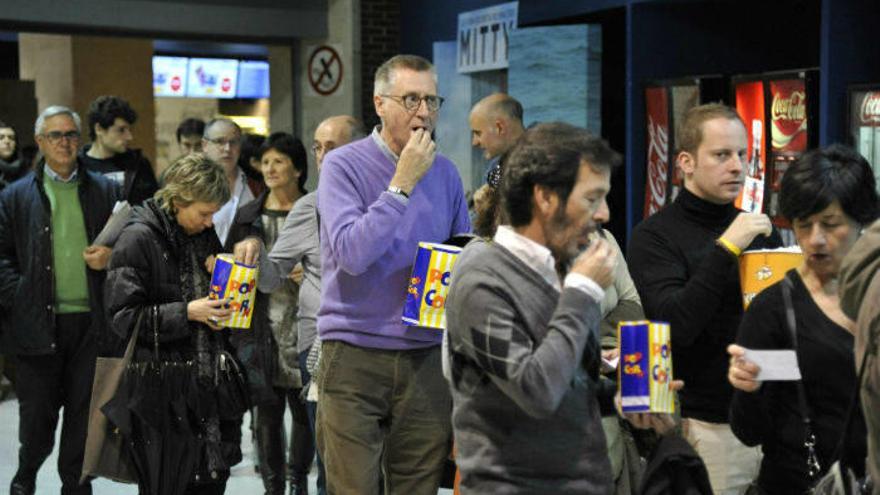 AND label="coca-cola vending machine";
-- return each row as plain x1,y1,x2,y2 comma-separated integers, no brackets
733,70,819,228
644,77,726,218
848,85,880,194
